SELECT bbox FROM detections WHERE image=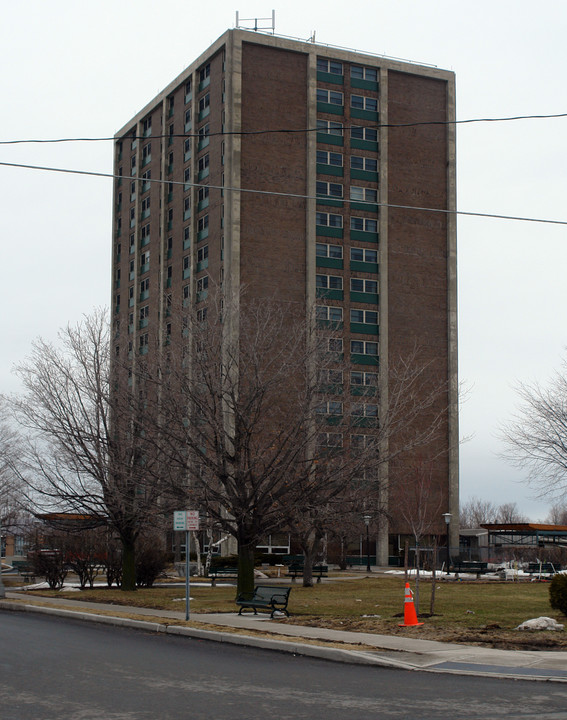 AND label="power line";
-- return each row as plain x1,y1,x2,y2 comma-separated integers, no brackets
1,159,566,227
1,112,567,145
